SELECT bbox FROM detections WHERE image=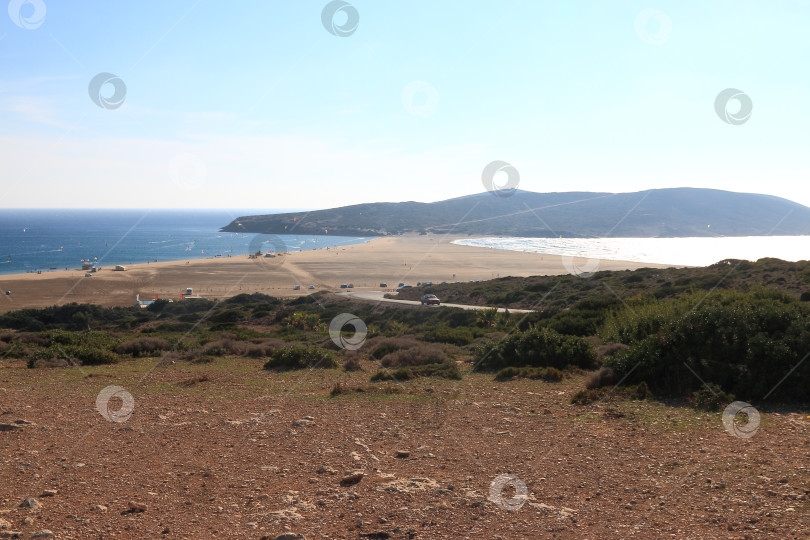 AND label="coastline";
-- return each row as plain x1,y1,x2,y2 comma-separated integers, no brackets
0,234,672,313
